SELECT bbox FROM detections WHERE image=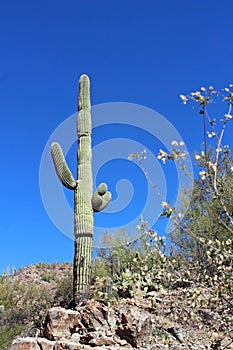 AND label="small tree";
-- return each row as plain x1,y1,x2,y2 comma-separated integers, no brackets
170,86,233,263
